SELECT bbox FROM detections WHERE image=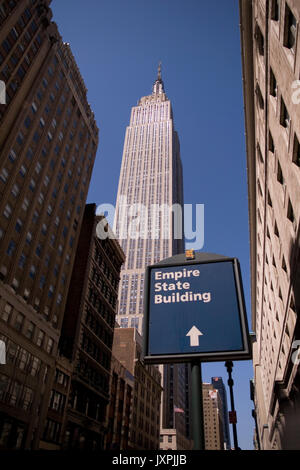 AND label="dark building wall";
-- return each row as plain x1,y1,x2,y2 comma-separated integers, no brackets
112,328,162,450
58,204,95,360
56,204,125,450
